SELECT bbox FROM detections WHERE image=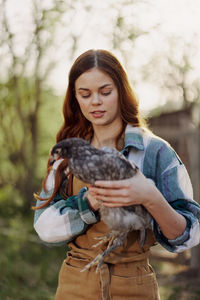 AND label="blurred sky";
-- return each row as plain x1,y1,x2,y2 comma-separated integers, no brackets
3,0,200,114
